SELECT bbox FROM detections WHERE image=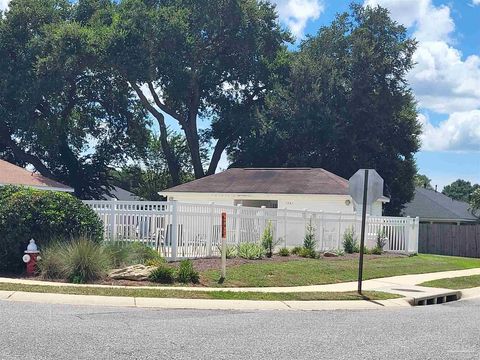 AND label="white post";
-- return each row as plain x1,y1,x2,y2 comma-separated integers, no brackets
207,202,214,257
319,211,324,250
303,209,308,240
283,207,288,248
405,216,411,254
171,201,178,261
235,204,242,244
337,211,342,250
110,199,117,241
261,205,267,240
